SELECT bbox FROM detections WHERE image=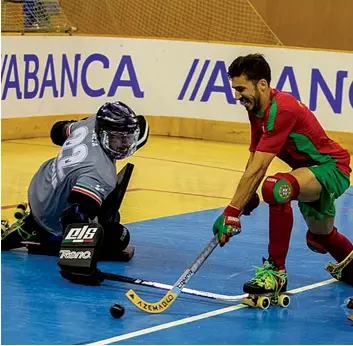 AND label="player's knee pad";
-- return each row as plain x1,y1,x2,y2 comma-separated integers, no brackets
306,230,328,254
262,173,300,205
